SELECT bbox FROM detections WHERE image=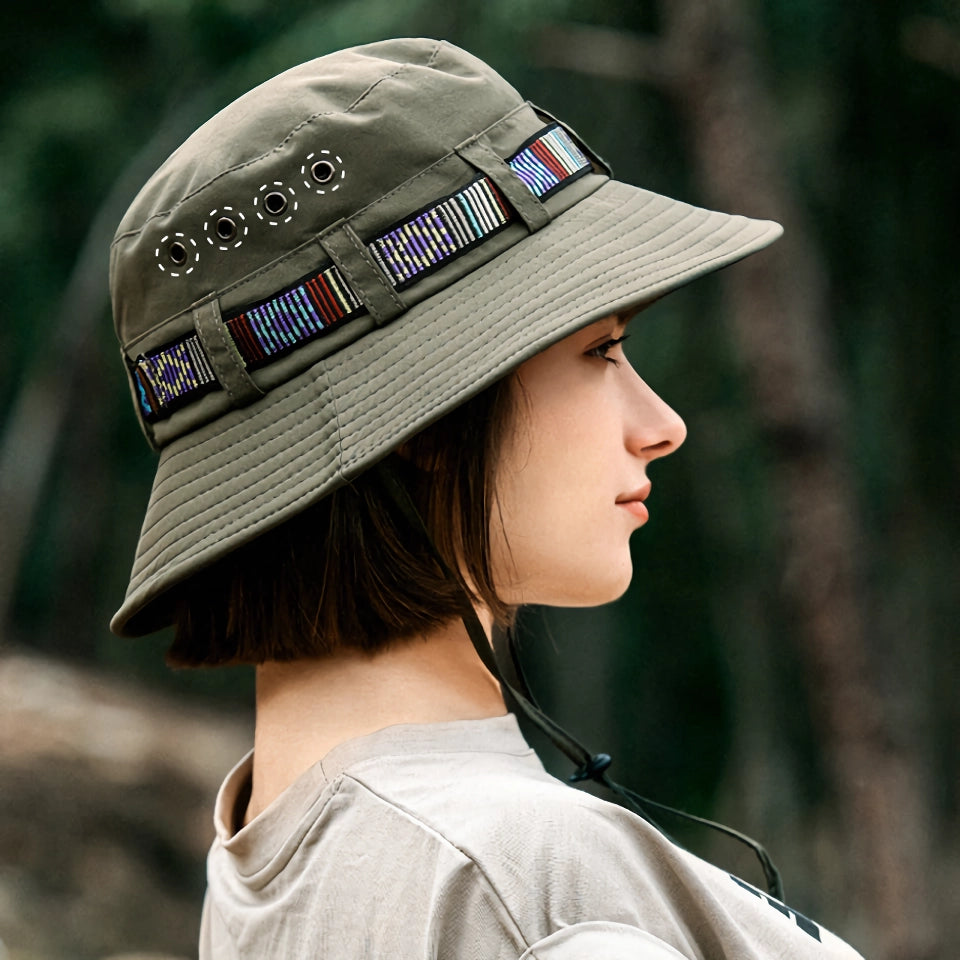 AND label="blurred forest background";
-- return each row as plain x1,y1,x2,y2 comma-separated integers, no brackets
1,0,957,958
